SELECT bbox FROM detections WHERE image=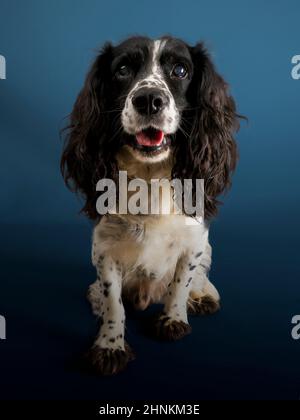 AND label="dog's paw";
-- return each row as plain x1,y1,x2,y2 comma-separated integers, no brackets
188,294,220,316
154,315,192,341
86,342,135,376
